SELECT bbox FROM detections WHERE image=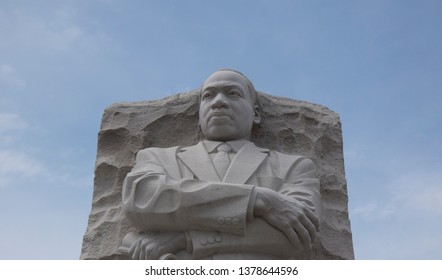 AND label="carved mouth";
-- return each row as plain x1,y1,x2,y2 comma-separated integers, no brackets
209,111,232,119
